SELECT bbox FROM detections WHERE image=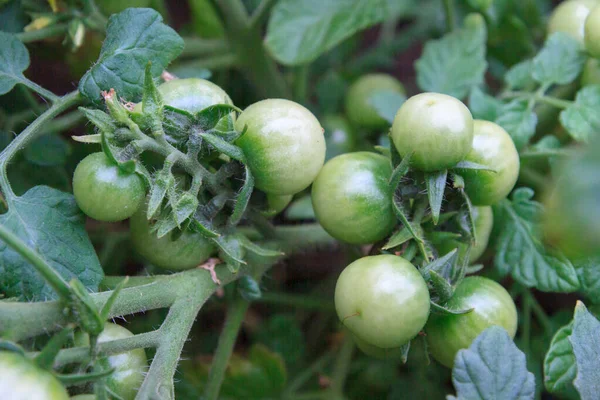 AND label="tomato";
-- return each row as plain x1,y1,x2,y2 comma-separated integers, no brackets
390,93,474,171
335,255,430,349
74,323,147,400
582,58,600,85
0,351,69,400
345,74,405,130
351,333,407,360
130,207,215,270
433,206,493,263
322,114,357,160
311,152,395,244
456,120,520,206
73,152,145,222
425,276,517,368
547,0,598,43
262,193,293,217
234,99,326,195
585,6,600,57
